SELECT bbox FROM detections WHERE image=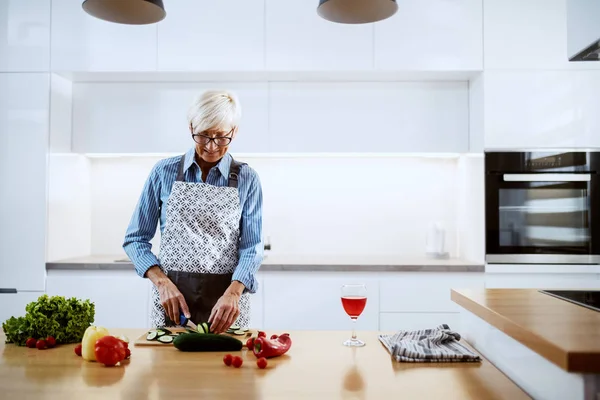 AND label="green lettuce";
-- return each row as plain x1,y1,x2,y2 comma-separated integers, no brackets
2,294,95,346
